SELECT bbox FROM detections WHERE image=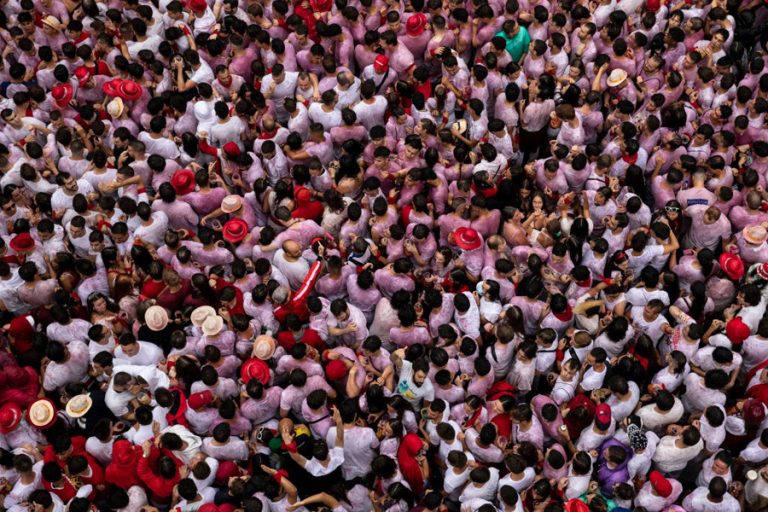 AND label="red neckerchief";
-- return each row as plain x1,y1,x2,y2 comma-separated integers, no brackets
71,31,90,45
464,407,483,429
552,304,573,321
622,152,638,164
259,128,277,139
